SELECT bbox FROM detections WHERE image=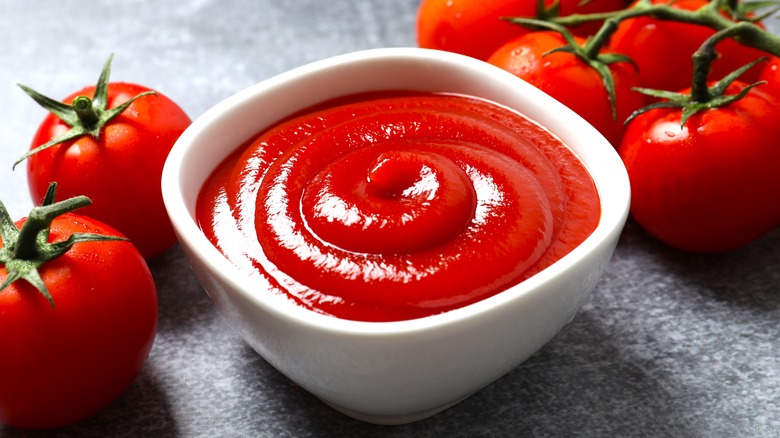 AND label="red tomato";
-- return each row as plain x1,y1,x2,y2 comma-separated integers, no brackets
23,62,191,259
617,82,780,253
416,0,627,61
757,56,780,101
0,210,157,428
487,30,645,146
608,0,767,92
